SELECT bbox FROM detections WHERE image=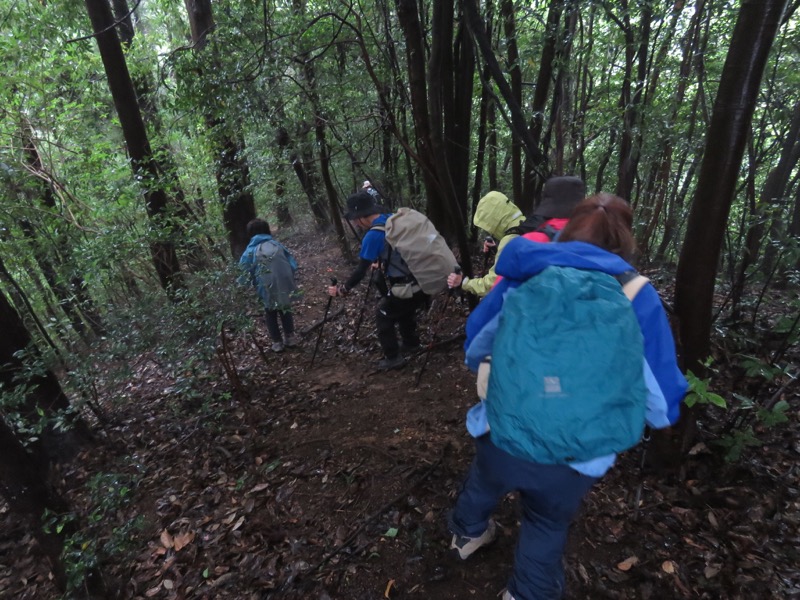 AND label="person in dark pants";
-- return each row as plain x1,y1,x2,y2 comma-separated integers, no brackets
328,191,427,370
239,219,299,352
449,194,687,599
